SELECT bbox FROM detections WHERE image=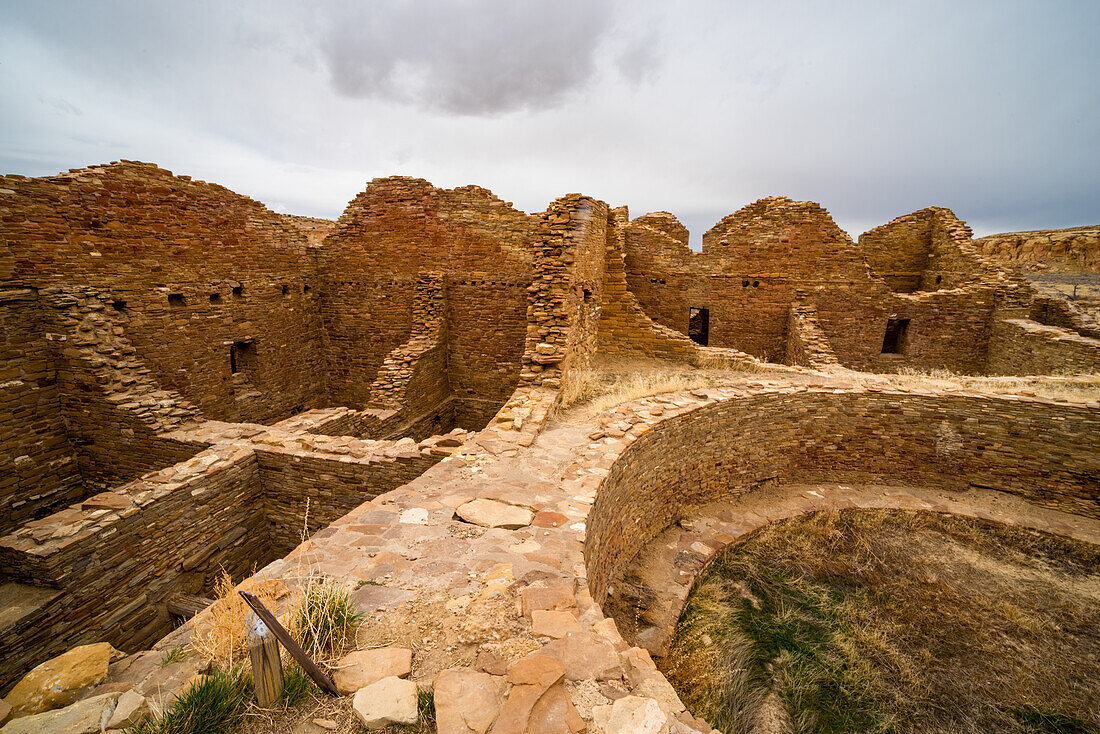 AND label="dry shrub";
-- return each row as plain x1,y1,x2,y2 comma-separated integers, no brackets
190,572,285,670
558,365,602,409
287,576,363,665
